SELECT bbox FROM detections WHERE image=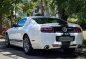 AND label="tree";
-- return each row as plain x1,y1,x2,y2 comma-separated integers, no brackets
0,0,13,33
0,0,21,21
0,0,22,34
53,0,86,22
22,1,37,16
45,0,57,16
34,0,86,23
